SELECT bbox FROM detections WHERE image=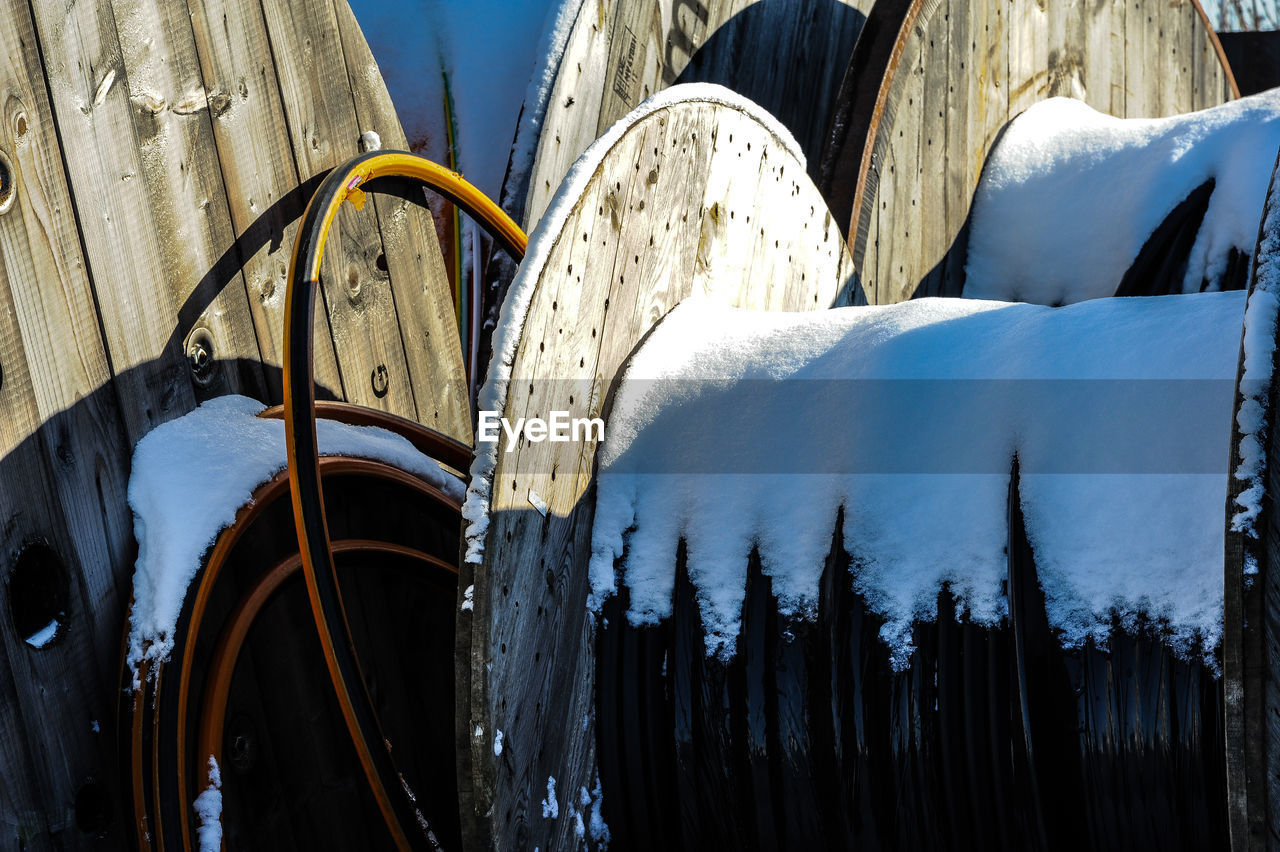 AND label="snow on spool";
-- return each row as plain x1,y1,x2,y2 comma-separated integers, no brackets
964,92,1280,305
468,90,1280,852
121,399,471,851
461,85,853,851
118,149,527,850
577,129,1280,852
592,292,1237,850
819,0,1239,305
